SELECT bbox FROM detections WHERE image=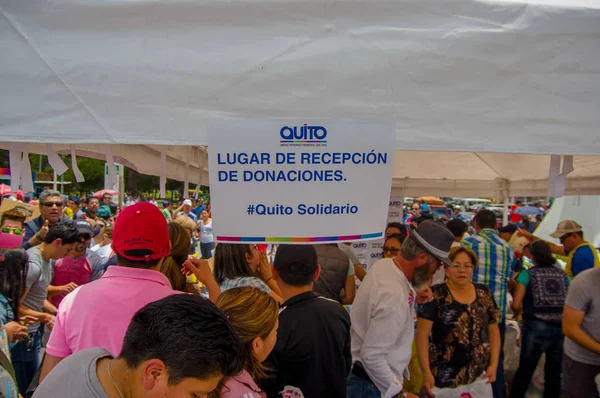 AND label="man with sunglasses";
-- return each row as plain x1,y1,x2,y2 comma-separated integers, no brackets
519,220,599,279
348,220,454,398
0,209,27,247
47,220,104,308
403,203,421,224
22,190,69,250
